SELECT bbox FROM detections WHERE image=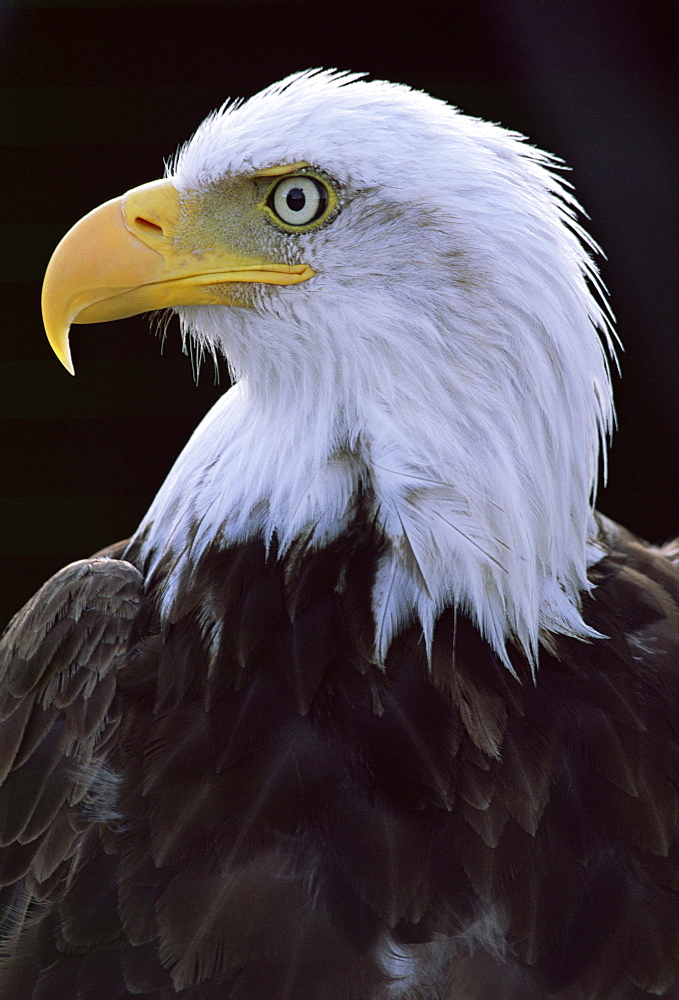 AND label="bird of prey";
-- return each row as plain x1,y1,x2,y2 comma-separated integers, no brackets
1,70,678,1000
